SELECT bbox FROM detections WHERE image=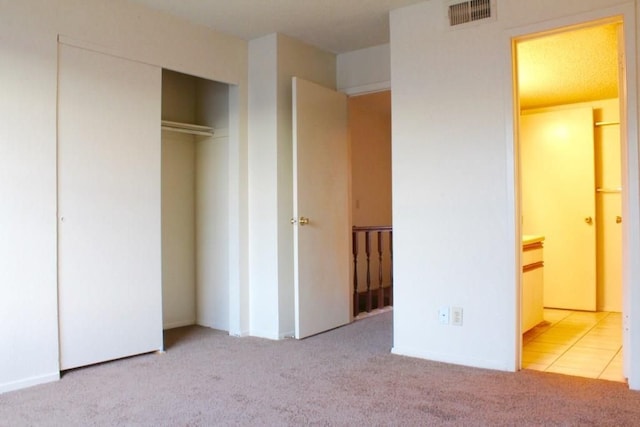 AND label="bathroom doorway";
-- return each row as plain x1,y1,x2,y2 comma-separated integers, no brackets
513,19,625,381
